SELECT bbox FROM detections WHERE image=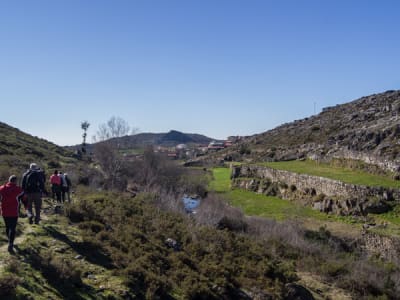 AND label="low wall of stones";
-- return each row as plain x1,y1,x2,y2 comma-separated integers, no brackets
231,164,400,215
231,165,400,200
327,149,400,173
362,232,400,261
